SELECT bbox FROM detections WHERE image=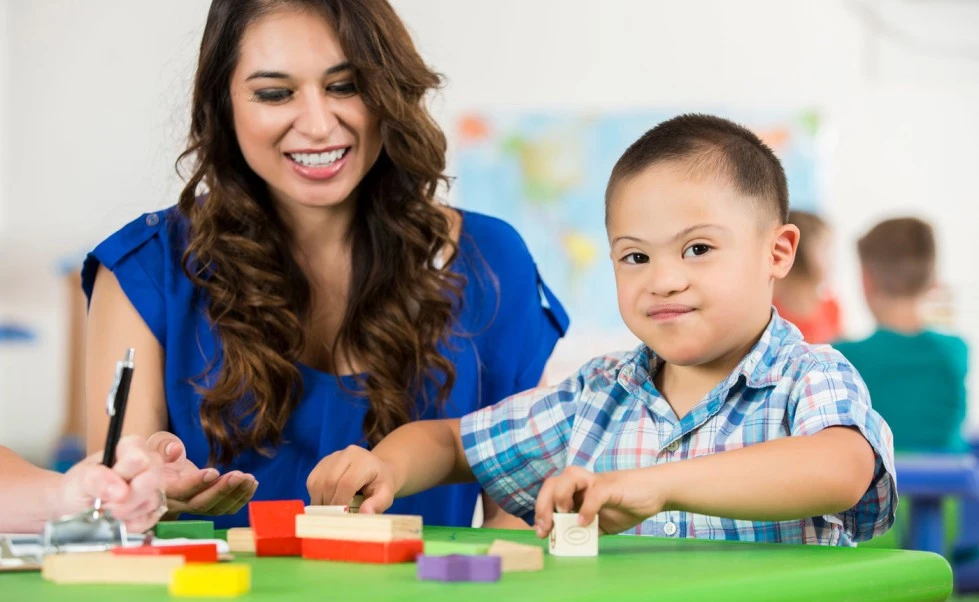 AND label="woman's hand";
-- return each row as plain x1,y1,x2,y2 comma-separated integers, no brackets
147,431,258,518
